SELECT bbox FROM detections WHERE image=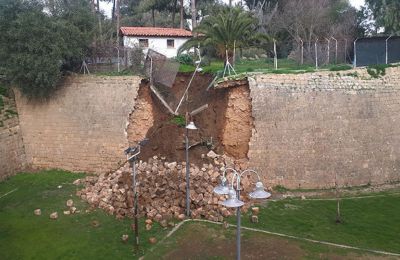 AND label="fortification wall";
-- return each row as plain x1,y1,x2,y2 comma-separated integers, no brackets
15,76,141,174
249,67,400,188
0,95,26,180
